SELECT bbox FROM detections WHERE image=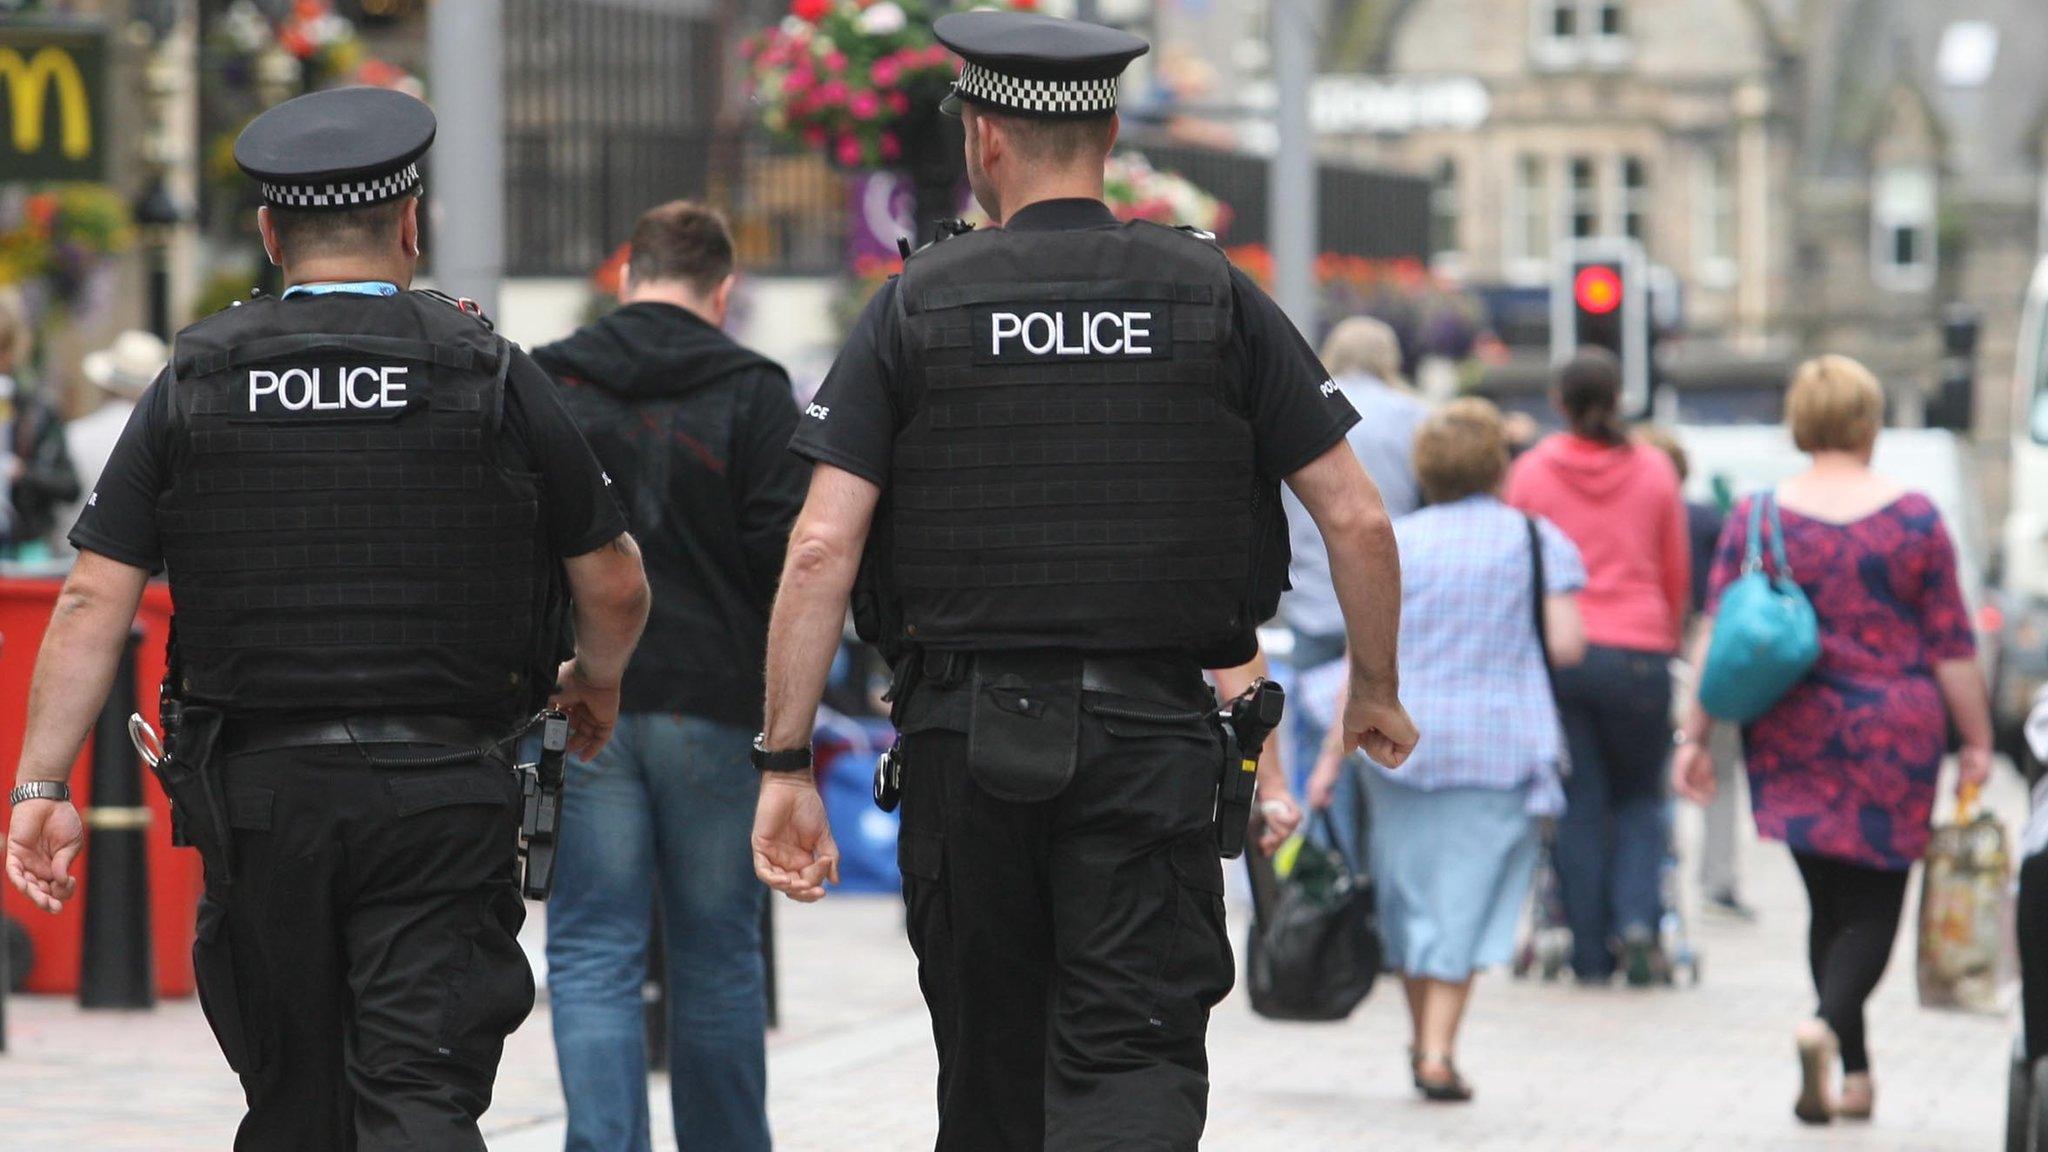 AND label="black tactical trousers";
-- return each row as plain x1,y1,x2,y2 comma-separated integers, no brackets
192,743,534,1152
896,687,1235,1152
